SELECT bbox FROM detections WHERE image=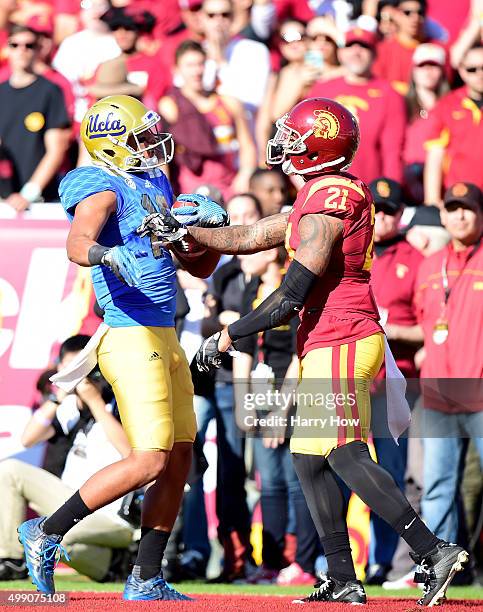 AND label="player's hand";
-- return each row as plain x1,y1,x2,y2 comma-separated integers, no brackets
101,245,143,287
196,331,226,372
136,209,188,243
174,194,230,228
